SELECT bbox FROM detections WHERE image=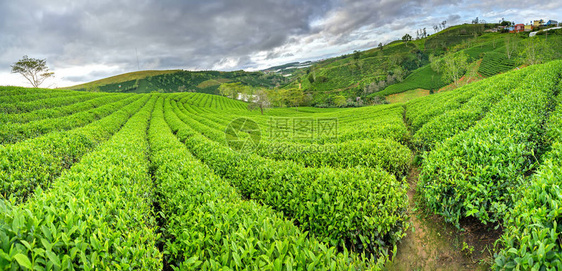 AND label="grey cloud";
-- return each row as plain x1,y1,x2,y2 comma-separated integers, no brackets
1,0,561,84
448,14,462,24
